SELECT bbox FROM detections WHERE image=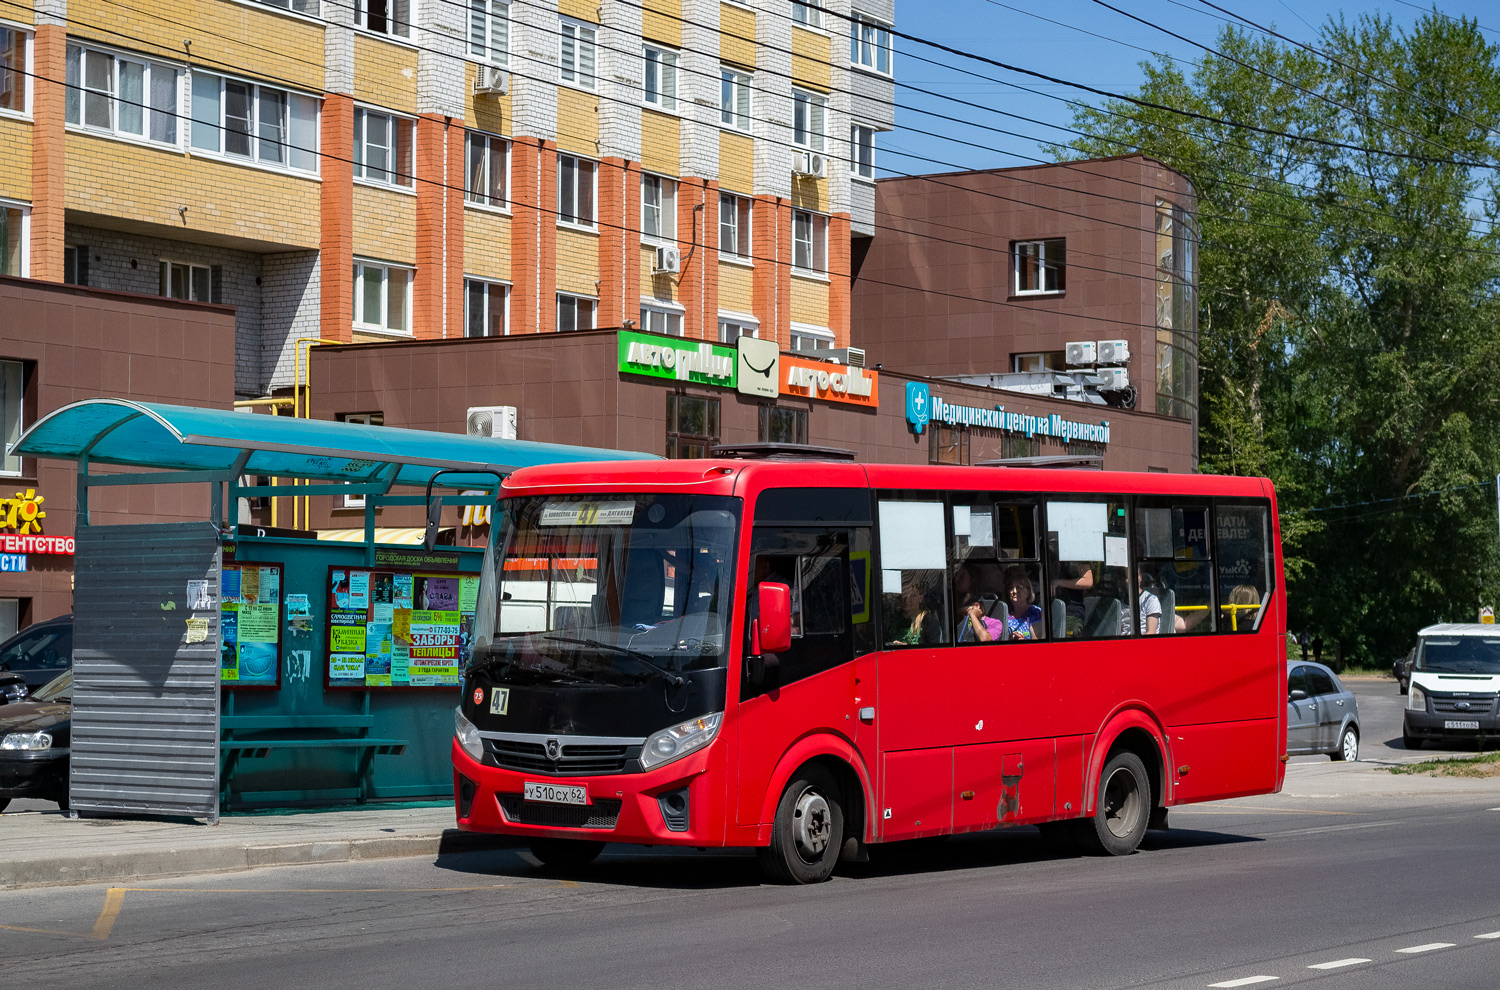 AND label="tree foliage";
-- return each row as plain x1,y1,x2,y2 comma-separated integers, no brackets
1059,13,1500,664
